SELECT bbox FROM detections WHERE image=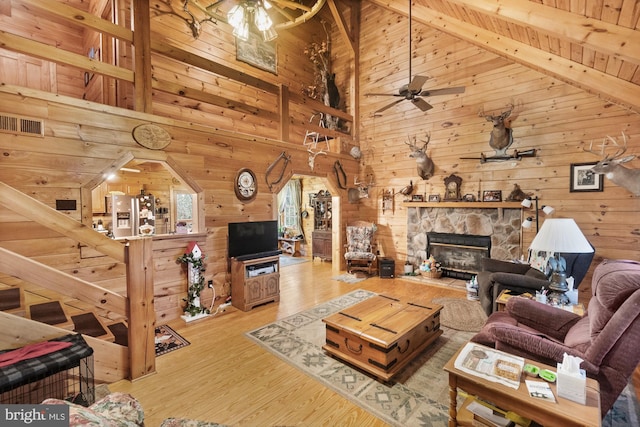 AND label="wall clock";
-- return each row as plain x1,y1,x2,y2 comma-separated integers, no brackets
234,168,257,202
